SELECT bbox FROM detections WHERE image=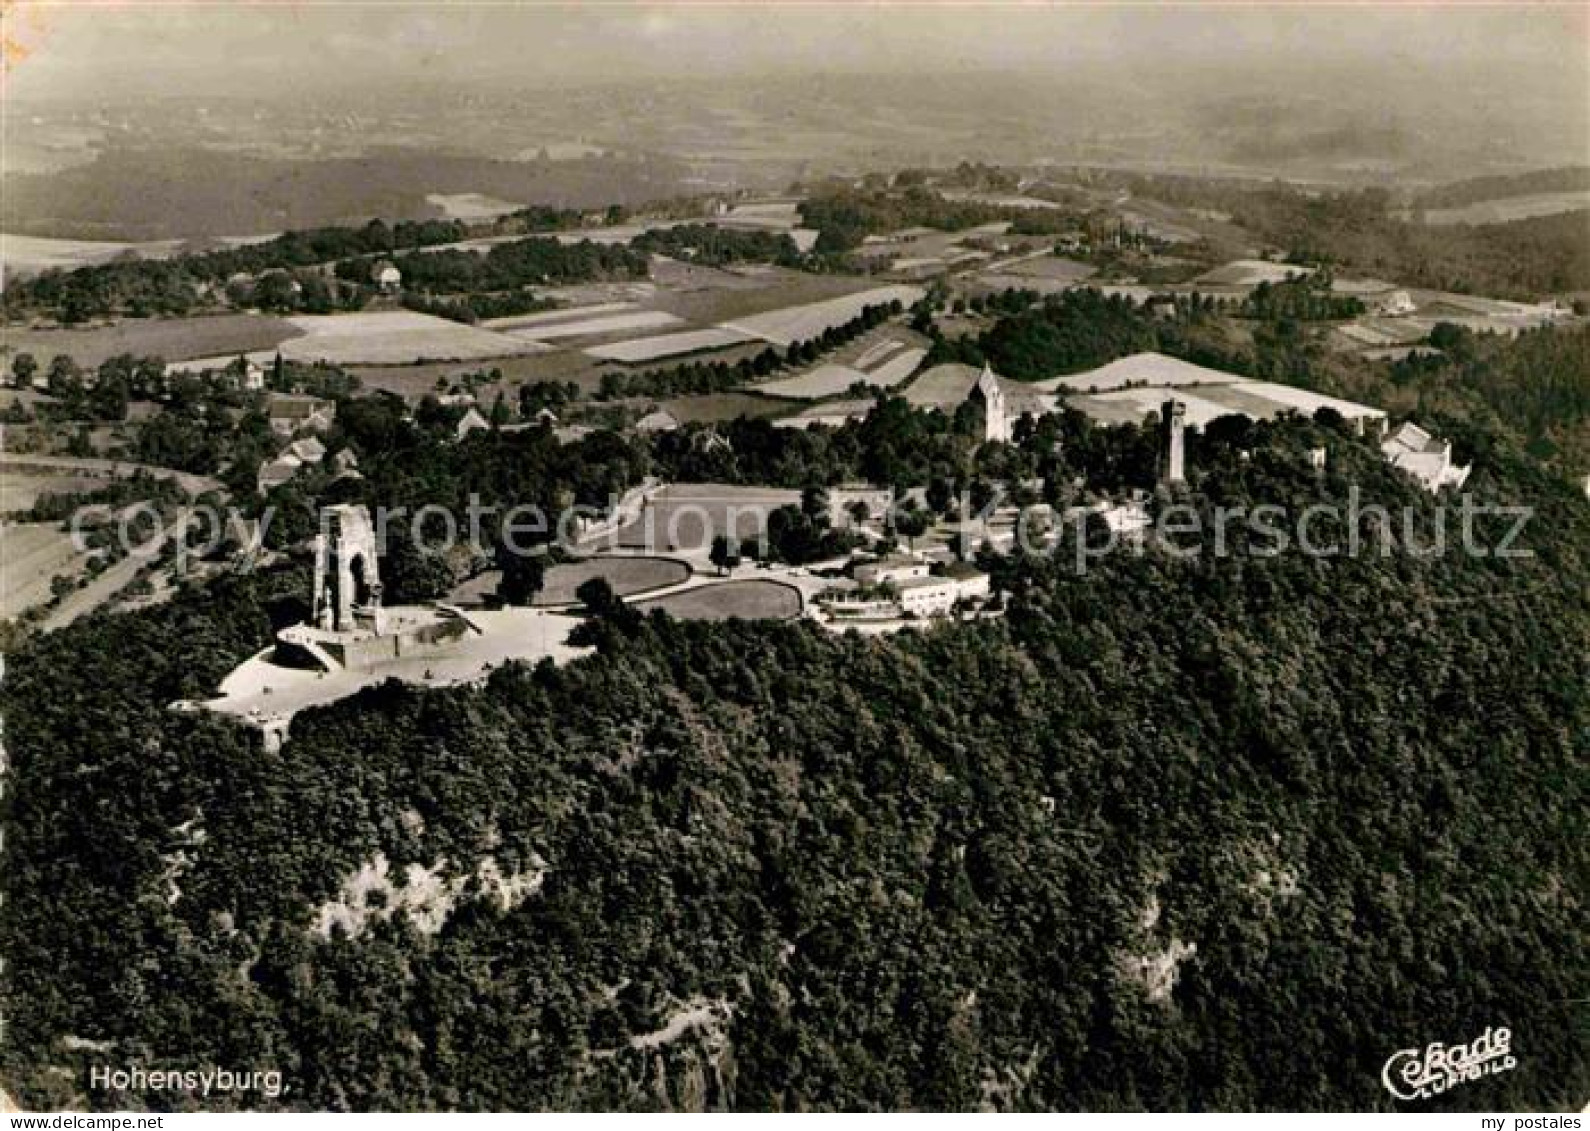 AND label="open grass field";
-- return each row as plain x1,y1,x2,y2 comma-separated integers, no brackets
636,578,802,622
990,255,1097,283
425,192,525,221
446,556,690,607
660,392,791,424
3,313,303,367
281,311,542,365
534,555,690,605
